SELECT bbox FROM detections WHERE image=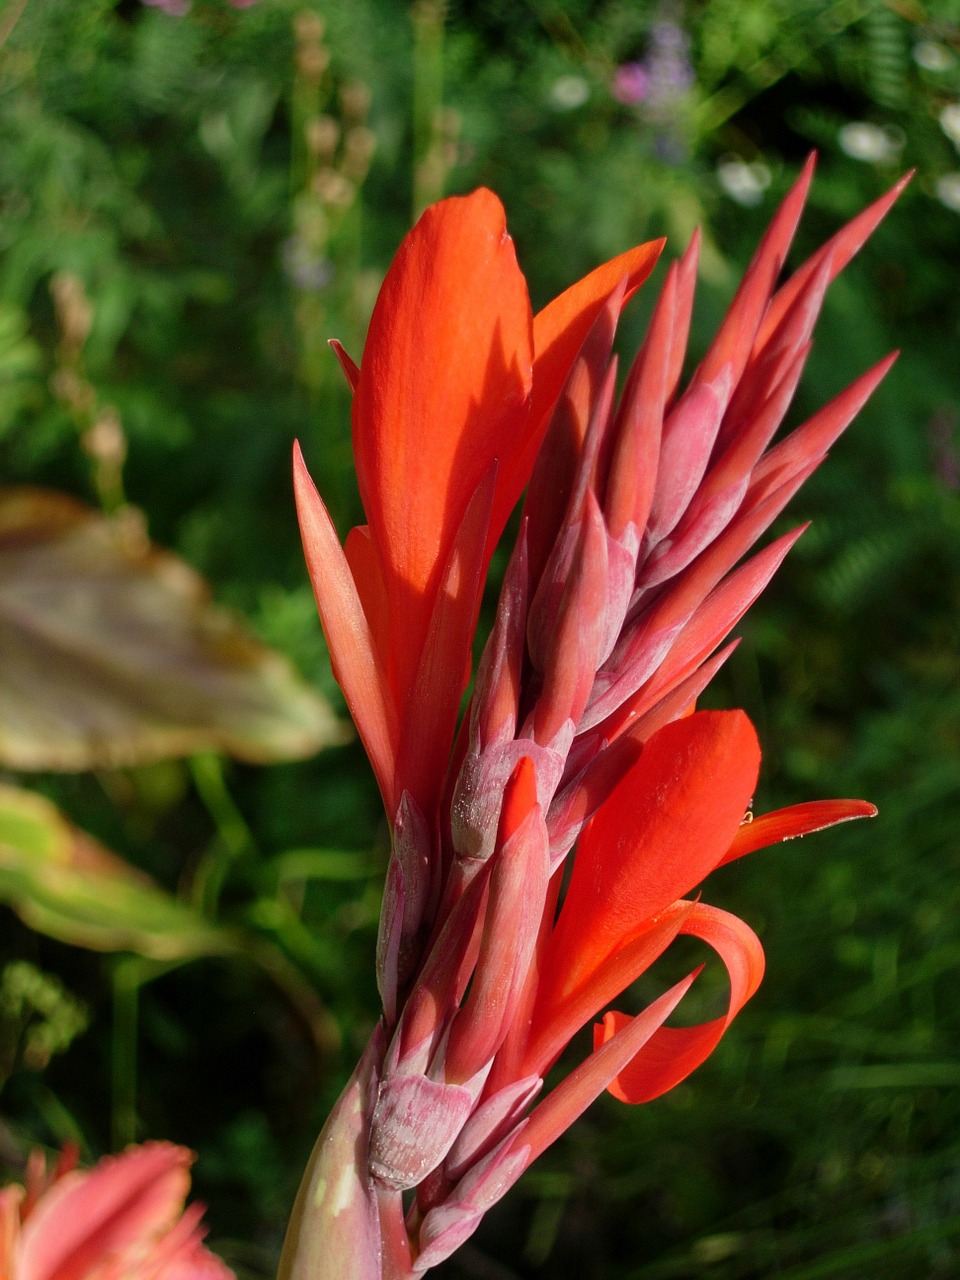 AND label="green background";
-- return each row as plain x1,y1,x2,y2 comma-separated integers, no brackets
0,1,958,1277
